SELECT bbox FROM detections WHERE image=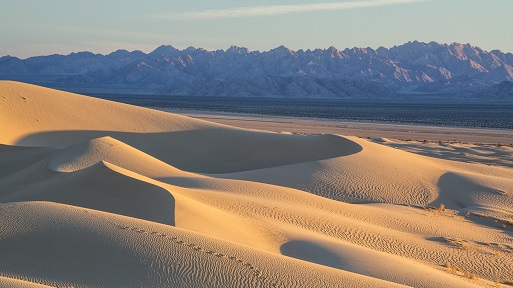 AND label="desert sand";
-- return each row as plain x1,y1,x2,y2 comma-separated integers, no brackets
1,81,512,287
169,111,513,145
